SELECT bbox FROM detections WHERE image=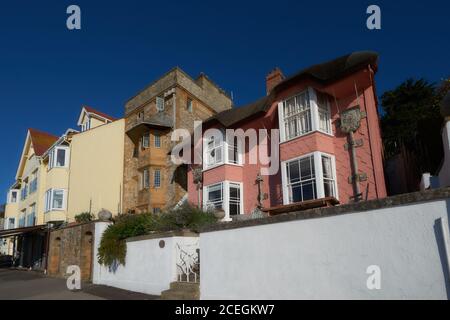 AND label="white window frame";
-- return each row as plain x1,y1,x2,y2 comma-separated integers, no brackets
203,131,243,170
81,117,91,132
49,146,70,169
8,217,15,230
281,151,338,205
203,181,244,221
7,189,19,204
44,188,67,212
154,169,161,188
278,87,333,143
